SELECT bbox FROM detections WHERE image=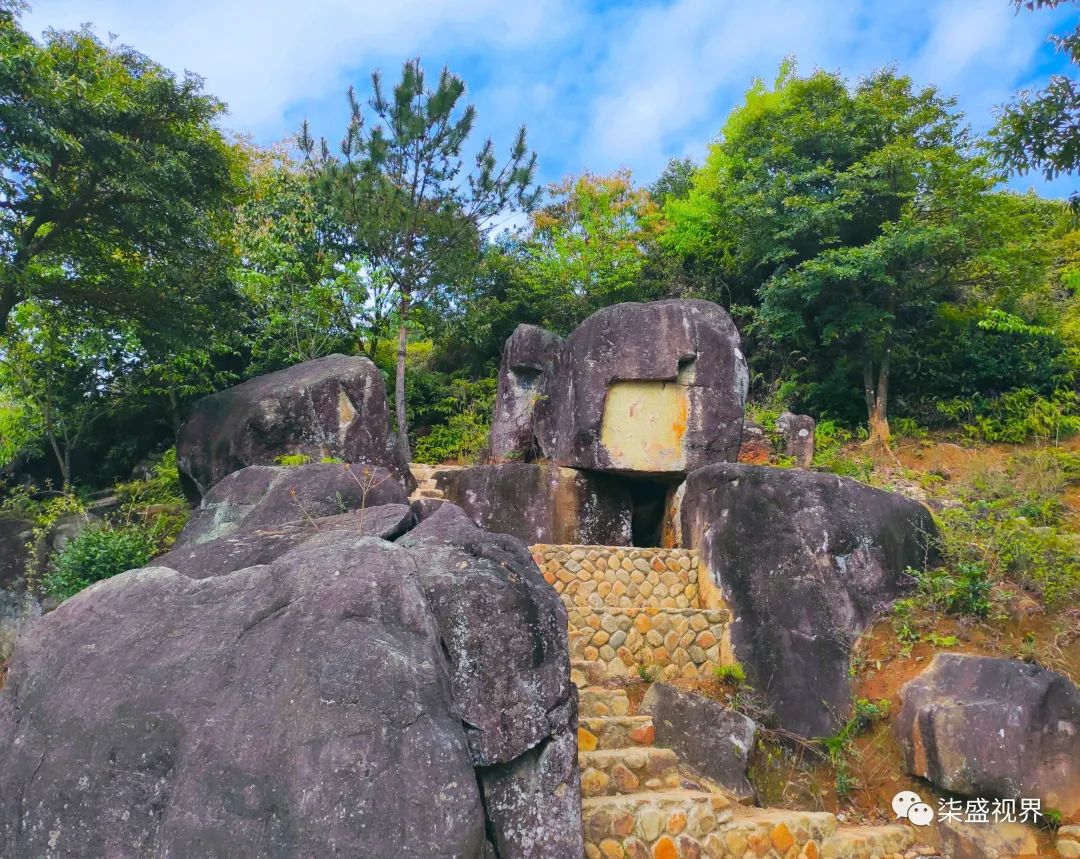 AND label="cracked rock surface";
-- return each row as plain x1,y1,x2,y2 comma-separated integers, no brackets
0,499,581,858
